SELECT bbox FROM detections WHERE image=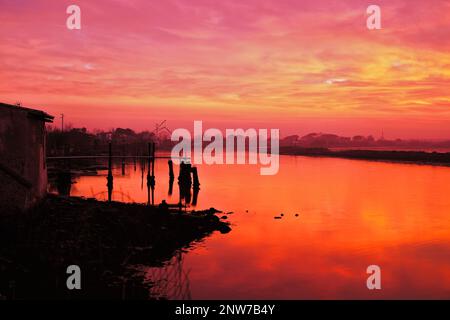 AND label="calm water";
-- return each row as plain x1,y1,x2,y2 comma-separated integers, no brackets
68,155,450,299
